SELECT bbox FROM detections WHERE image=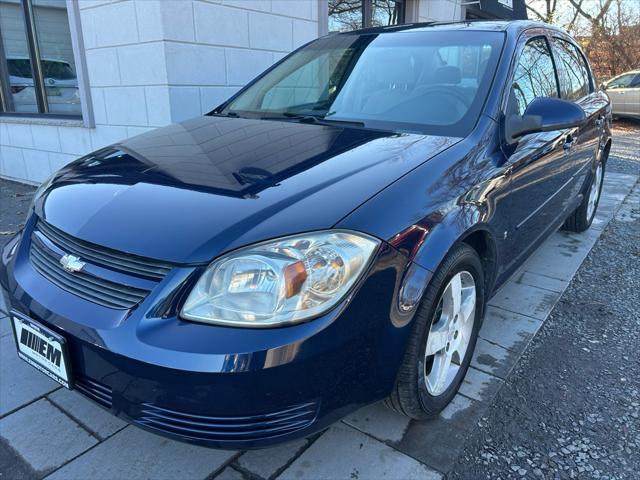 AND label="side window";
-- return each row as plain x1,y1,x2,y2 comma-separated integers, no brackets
632,74,640,88
552,38,590,100
512,37,559,115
